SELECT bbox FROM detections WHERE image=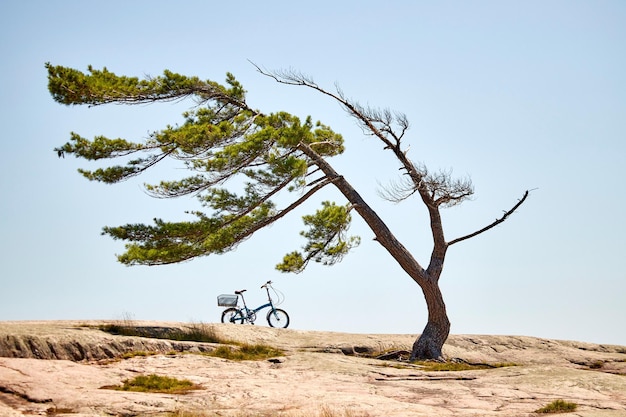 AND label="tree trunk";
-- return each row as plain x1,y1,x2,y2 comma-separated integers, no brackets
410,279,450,361
298,142,452,361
